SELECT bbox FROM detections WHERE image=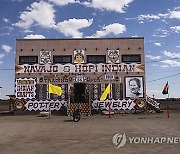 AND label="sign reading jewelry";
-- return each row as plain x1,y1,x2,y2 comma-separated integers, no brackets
15,63,144,74
92,99,136,110
15,78,36,99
